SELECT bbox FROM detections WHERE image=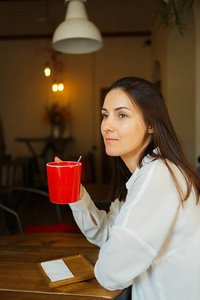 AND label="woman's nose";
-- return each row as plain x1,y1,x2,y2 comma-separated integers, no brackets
102,117,114,132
